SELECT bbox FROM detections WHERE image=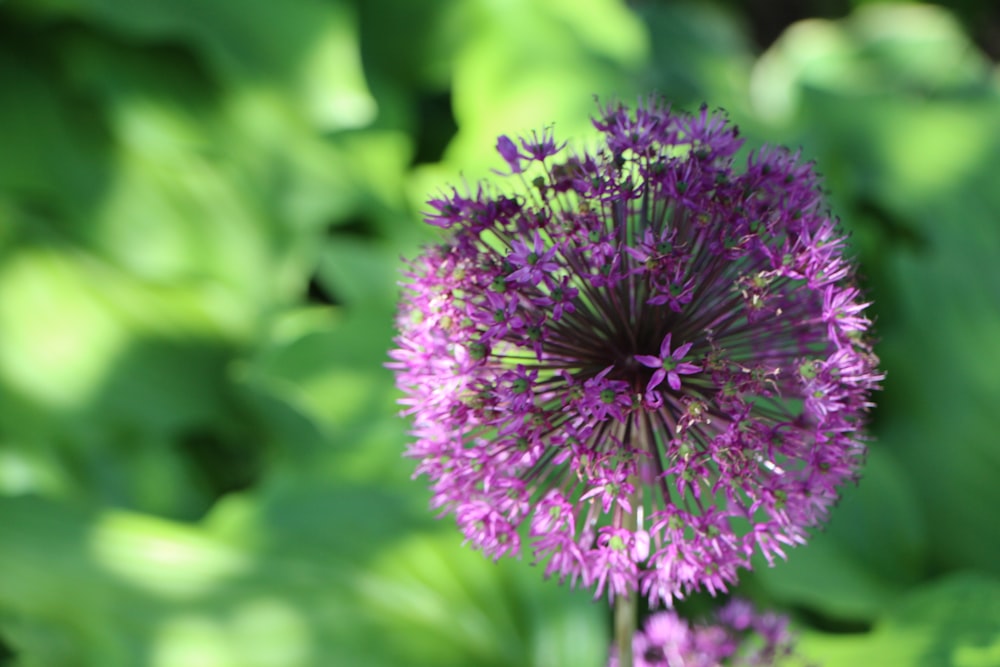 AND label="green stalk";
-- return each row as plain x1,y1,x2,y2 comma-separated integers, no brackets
614,480,639,667
614,590,636,667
